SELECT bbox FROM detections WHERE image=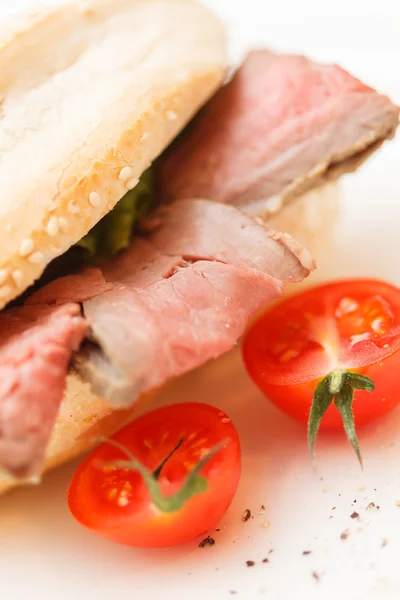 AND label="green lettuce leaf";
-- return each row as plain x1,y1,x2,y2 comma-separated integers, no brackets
75,168,154,259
